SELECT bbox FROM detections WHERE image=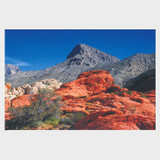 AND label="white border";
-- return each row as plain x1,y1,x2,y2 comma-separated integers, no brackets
0,0,160,160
